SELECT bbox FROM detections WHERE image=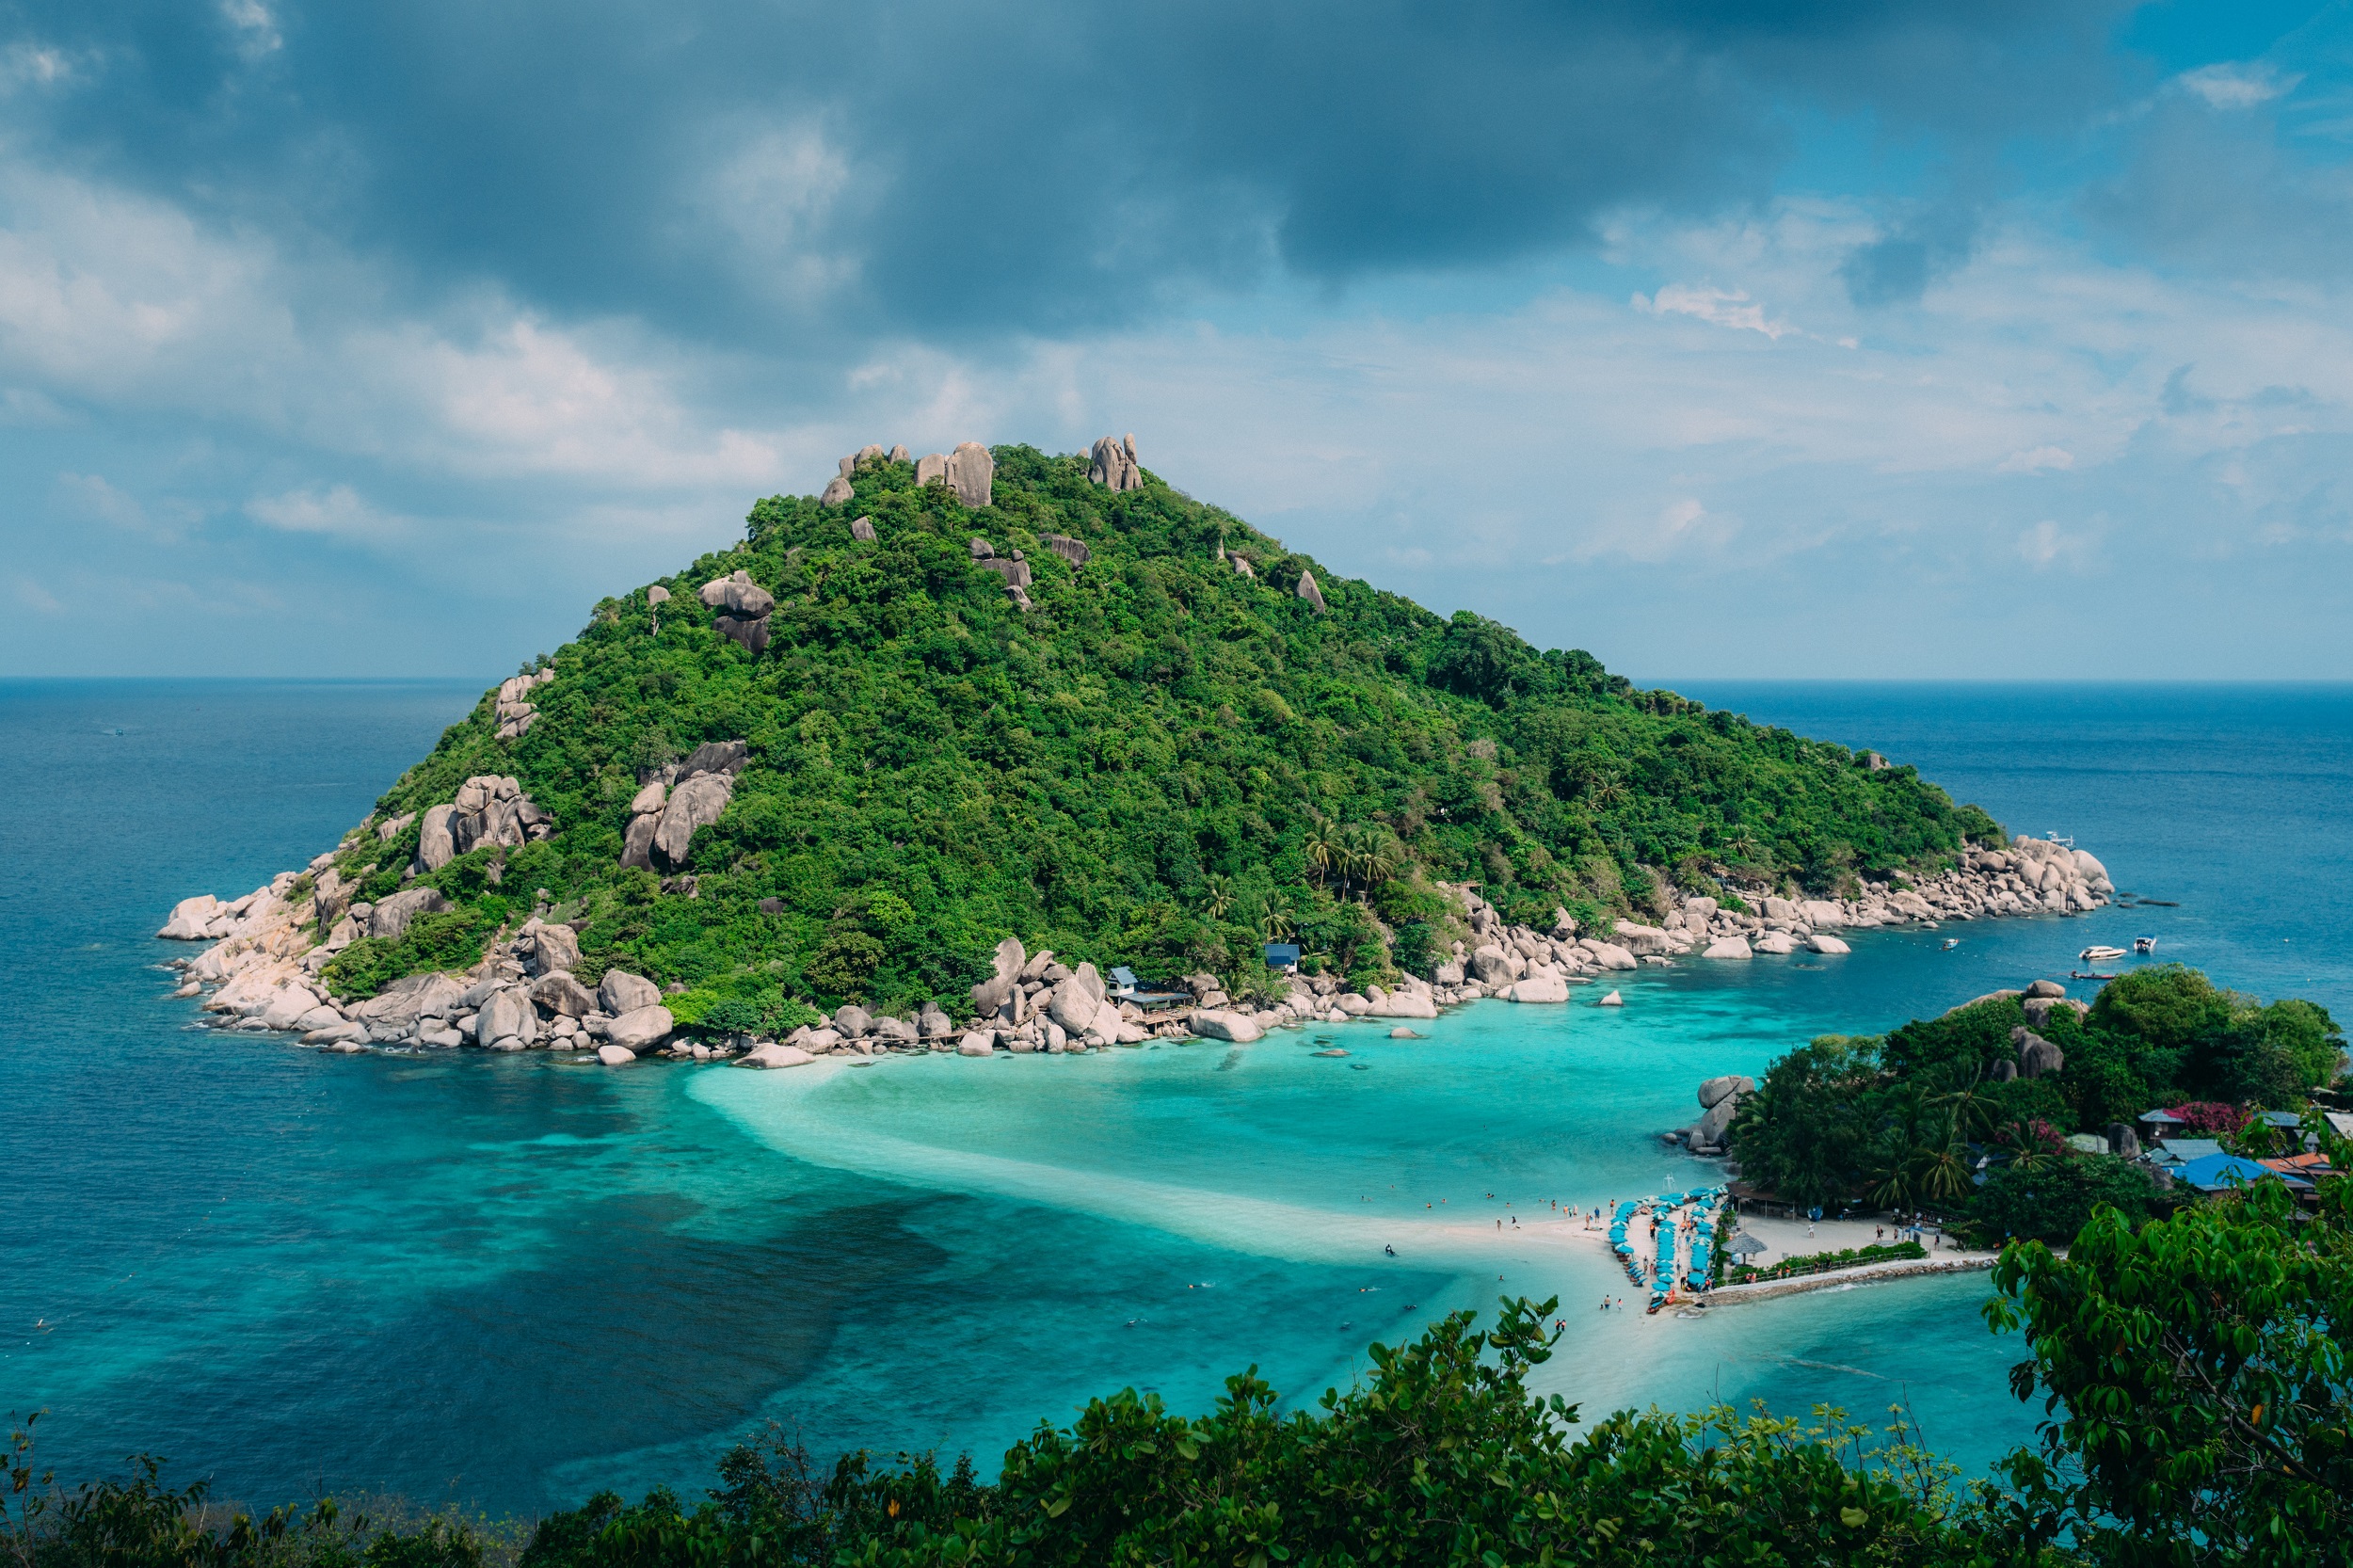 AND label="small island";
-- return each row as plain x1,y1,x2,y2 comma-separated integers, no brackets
158,439,2110,1065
